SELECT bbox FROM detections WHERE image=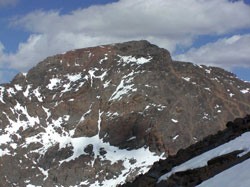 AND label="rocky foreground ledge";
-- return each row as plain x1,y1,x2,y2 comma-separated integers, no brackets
123,115,250,187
